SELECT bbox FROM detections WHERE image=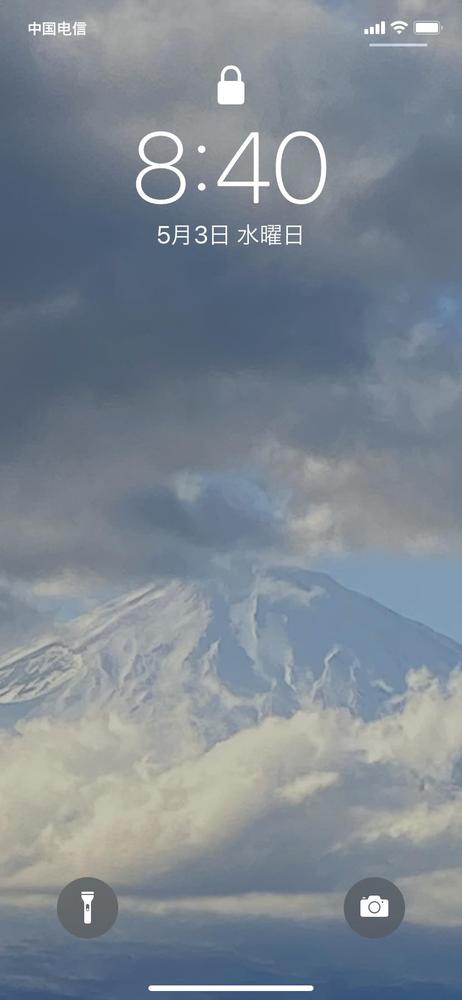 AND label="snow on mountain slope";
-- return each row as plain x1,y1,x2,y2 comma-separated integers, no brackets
0,567,460,741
